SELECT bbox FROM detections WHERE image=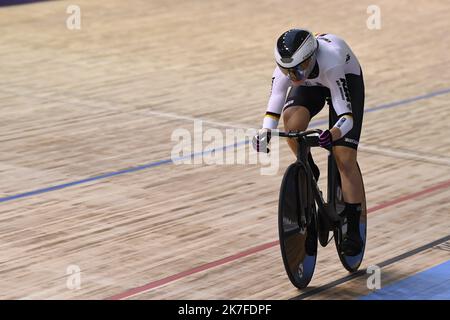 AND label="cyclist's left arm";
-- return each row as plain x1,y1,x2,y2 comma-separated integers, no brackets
325,65,354,141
